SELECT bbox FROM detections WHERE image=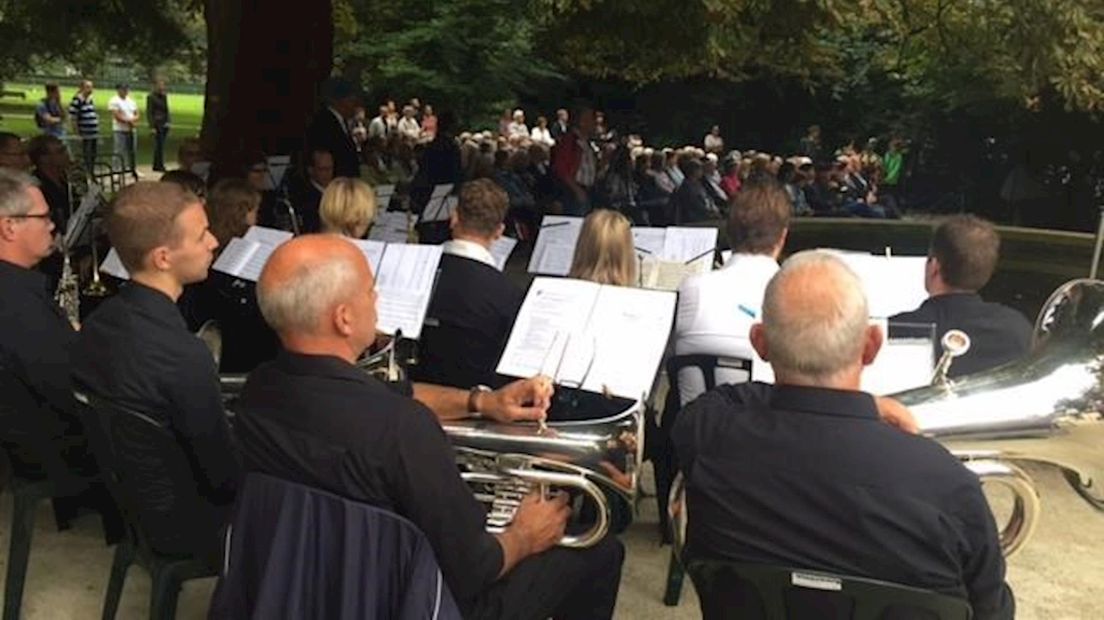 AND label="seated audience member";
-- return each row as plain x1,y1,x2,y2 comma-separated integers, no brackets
719,154,742,198
320,177,377,238
236,236,624,617
416,180,524,389
668,157,717,224
289,147,334,234
777,161,812,216
27,134,71,229
71,182,240,562
891,215,1032,377
673,250,1014,619
568,209,638,286
0,170,117,531
674,182,790,404
0,132,31,172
